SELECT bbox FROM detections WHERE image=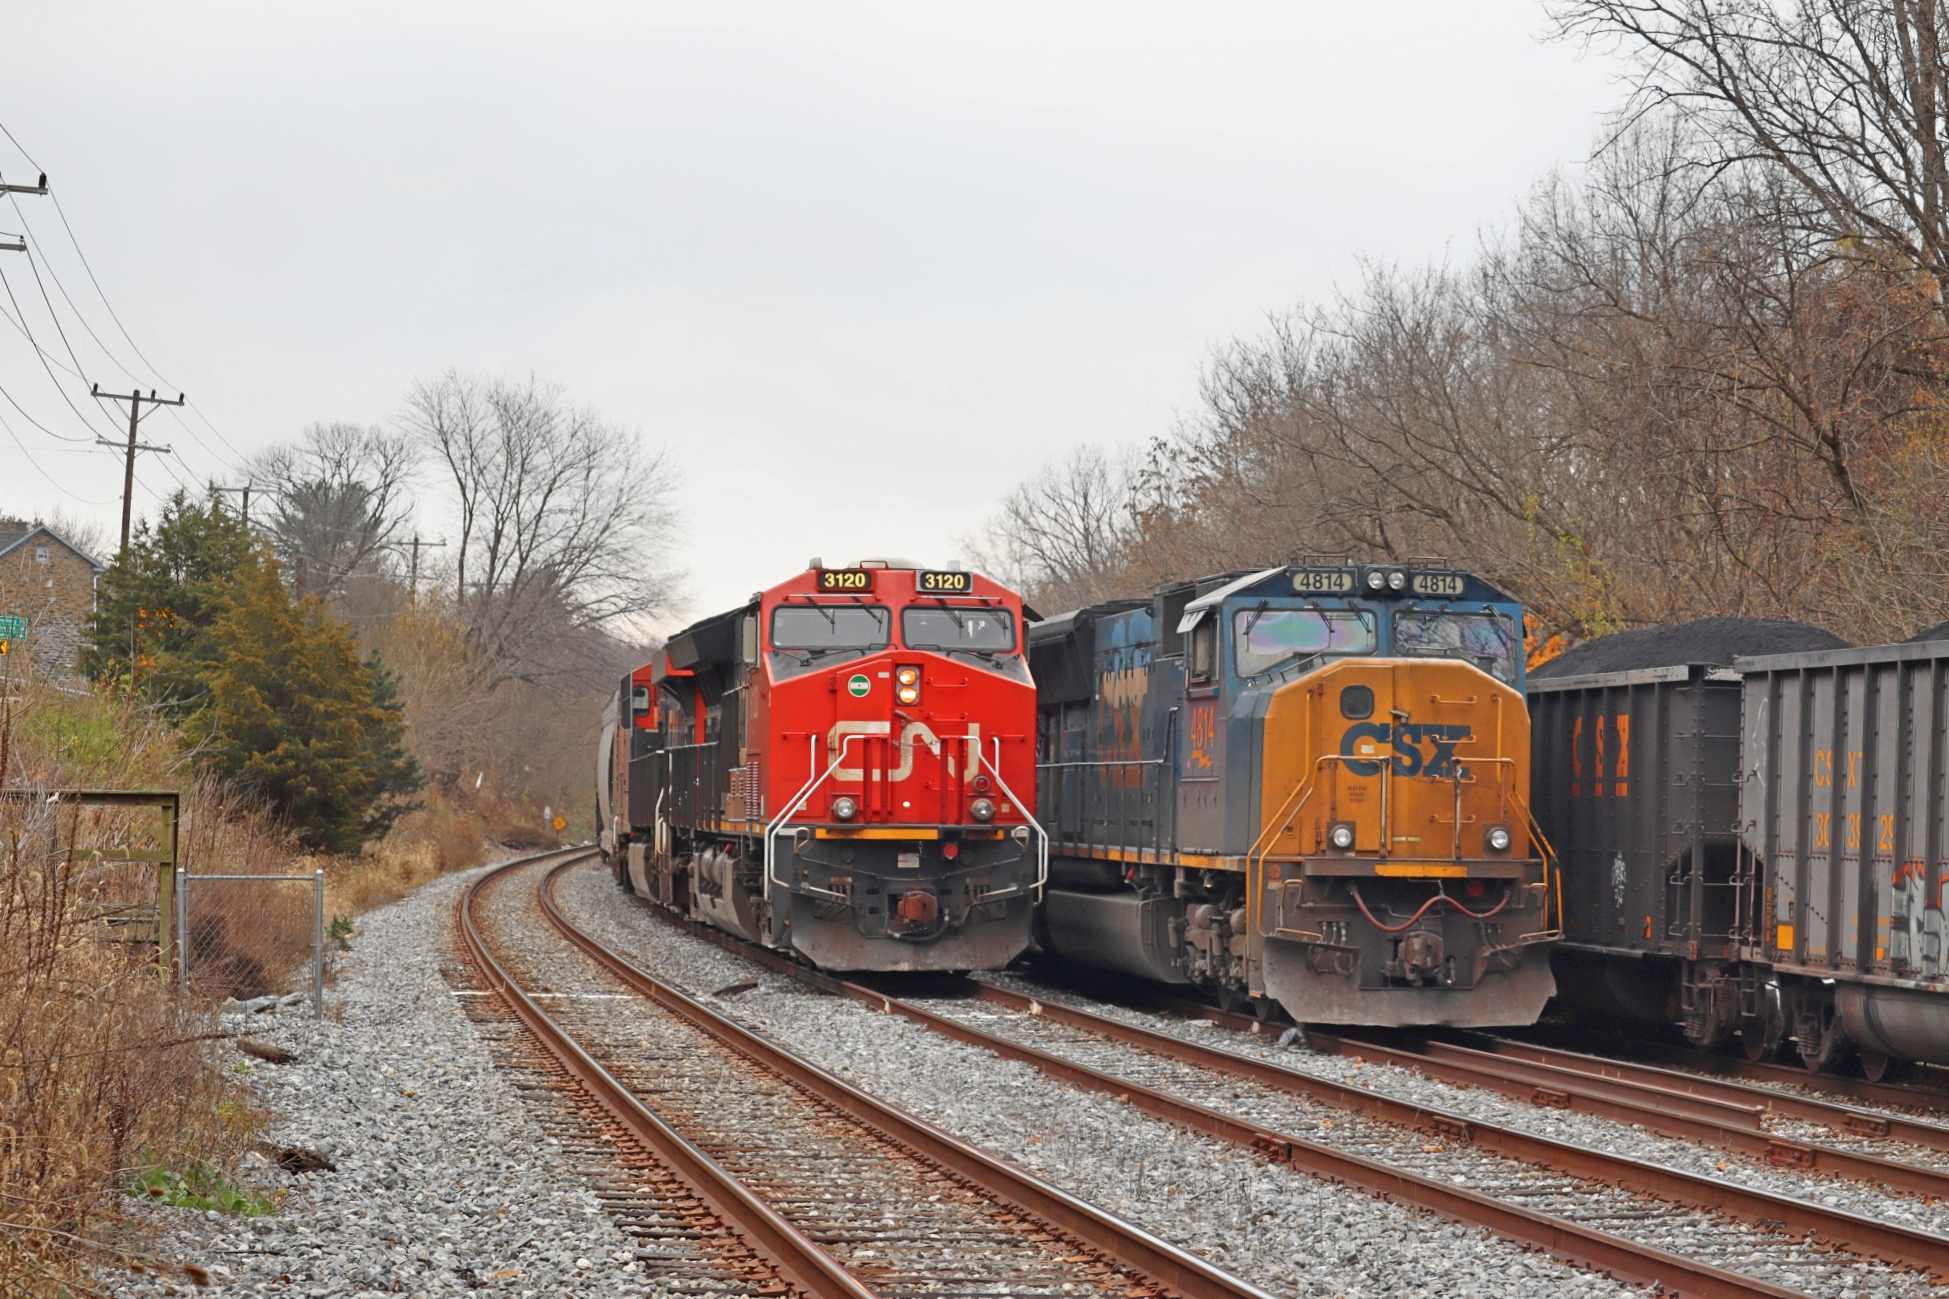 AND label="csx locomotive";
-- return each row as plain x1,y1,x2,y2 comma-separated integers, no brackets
598,559,1043,971
1029,563,1559,1026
